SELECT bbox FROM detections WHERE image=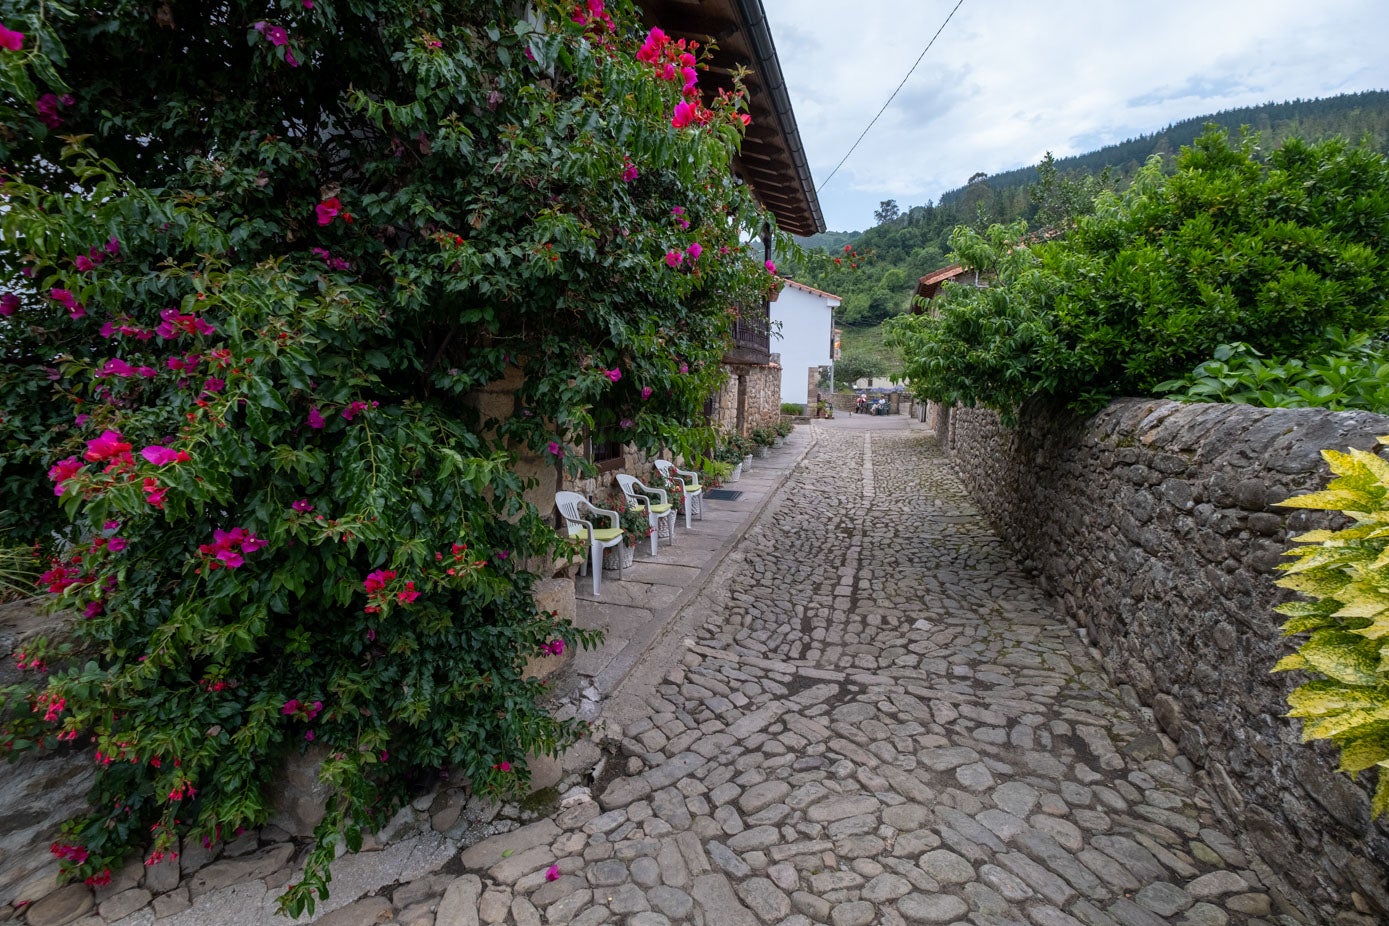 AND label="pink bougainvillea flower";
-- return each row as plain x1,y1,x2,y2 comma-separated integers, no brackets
84,600,105,618
678,362,689,374
143,478,168,509
670,100,696,129
281,699,300,715
315,197,350,225
308,406,326,429
107,537,128,553
74,254,95,272
304,729,315,741
545,864,560,882
641,387,653,400
0,293,18,316
341,400,373,420
547,440,562,457
765,260,777,274
621,157,639,183
140,445,190,466
50,288,77,310
35,93,63,128
291,499,314,513
47,457,83,495
636,27,666,62
493,761,512,772
202,376,226,394
604,367,621,383
105,236,120,256
664,249,683,268
545,639,565,656
682,66,699,94
396,581,419,604
0,24,24,51
85,430,132,462
687,242,703,262
363,569,397,595
619,417,634,430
